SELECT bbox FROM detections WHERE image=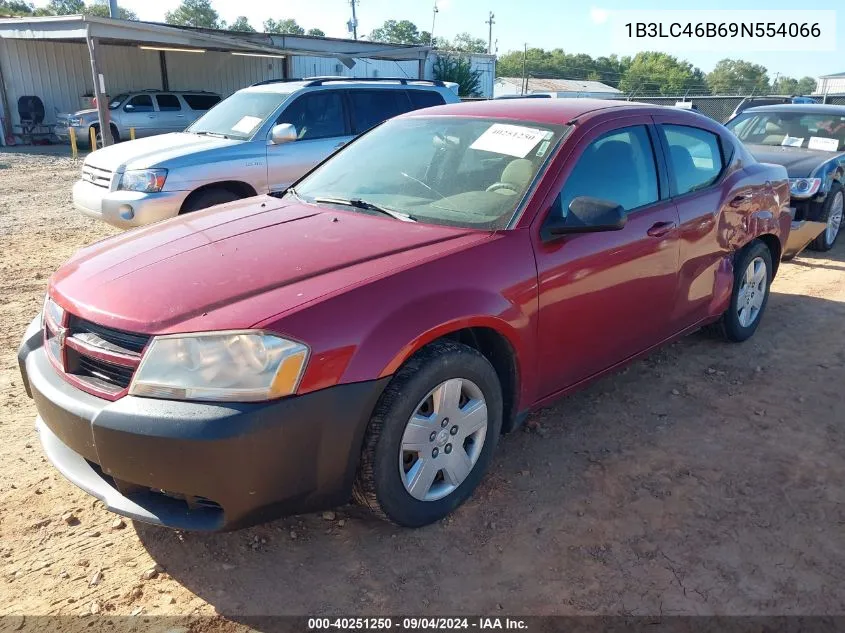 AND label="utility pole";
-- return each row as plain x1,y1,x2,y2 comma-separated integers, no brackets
108,0,118,18
349,0,359,40
520,43,527,95
485,11,495,54
430,0,439,46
